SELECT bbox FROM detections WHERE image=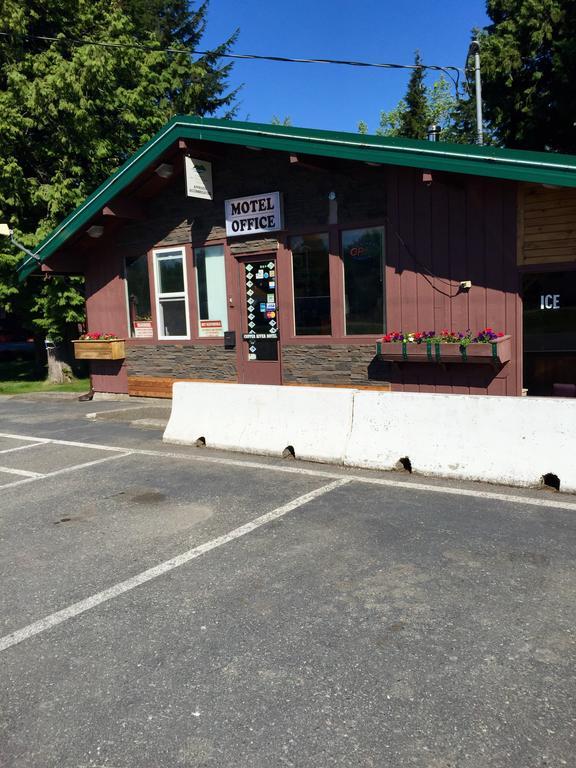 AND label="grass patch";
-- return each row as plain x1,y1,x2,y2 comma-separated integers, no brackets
0,358,90,395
